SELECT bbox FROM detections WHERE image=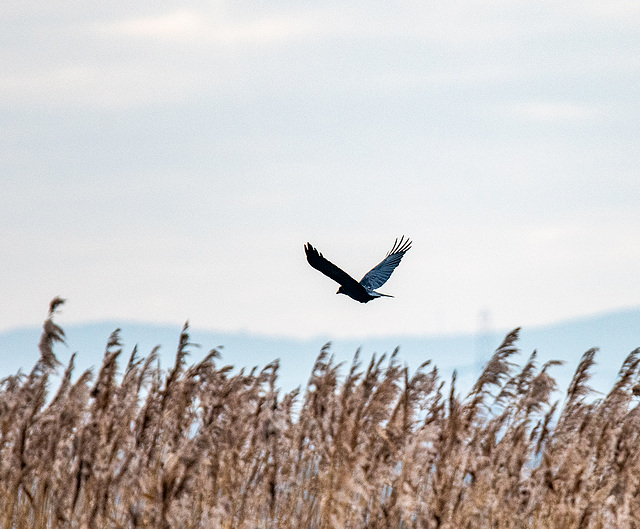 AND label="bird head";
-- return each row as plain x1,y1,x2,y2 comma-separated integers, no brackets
336,286,345,295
